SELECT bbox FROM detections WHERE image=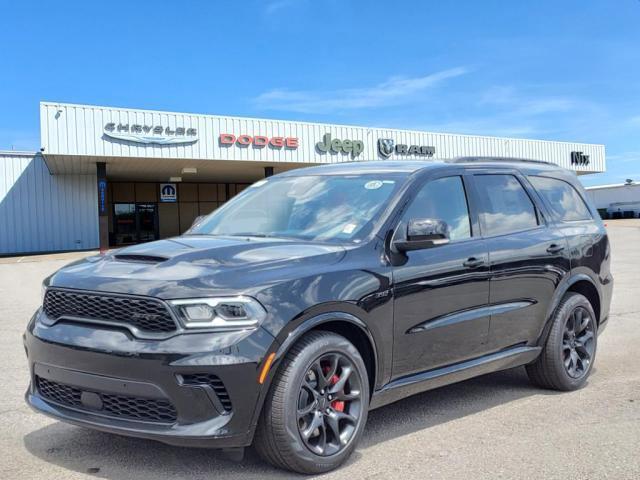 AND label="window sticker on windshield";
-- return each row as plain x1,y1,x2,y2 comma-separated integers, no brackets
342,223,357,234
364,180,383,190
